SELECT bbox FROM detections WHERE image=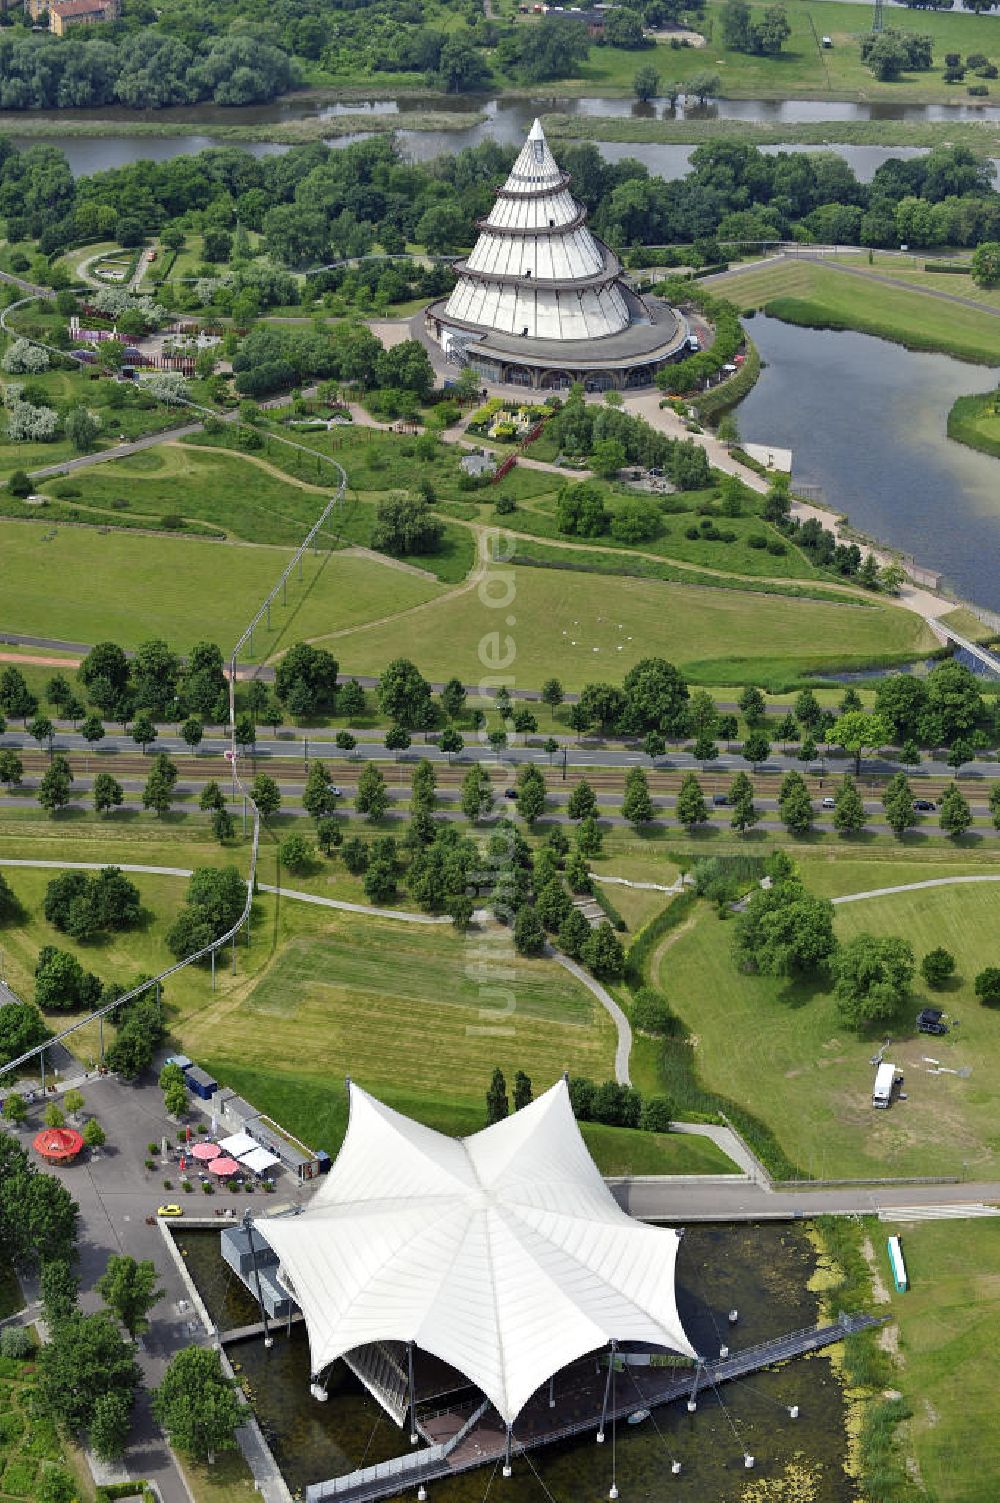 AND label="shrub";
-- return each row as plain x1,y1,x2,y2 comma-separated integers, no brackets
640,1096,673,1133
631,986,676,1036
0,1326,33,1359
920,948,955,989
